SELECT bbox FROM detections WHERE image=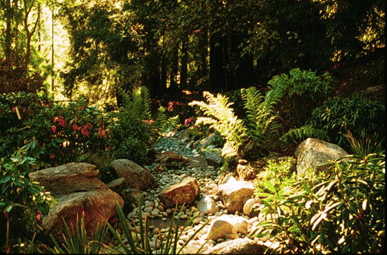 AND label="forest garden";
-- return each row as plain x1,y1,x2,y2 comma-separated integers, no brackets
0,0,385,254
